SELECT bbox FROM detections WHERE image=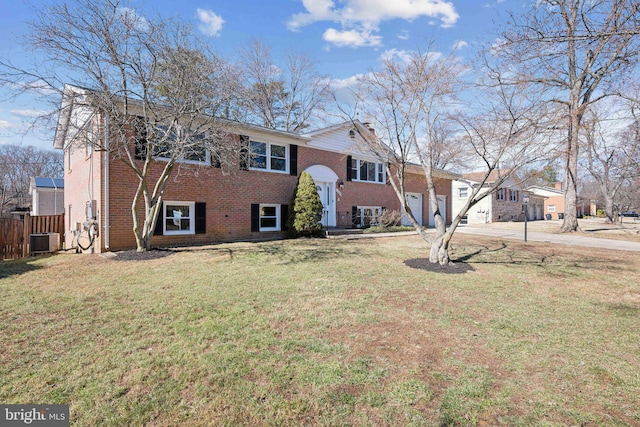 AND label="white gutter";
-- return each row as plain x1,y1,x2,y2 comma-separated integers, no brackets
104,115,110,250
